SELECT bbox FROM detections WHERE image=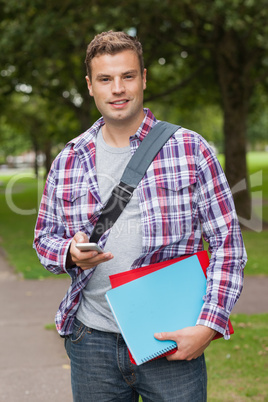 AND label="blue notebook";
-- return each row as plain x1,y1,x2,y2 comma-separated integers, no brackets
105,255,207,365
